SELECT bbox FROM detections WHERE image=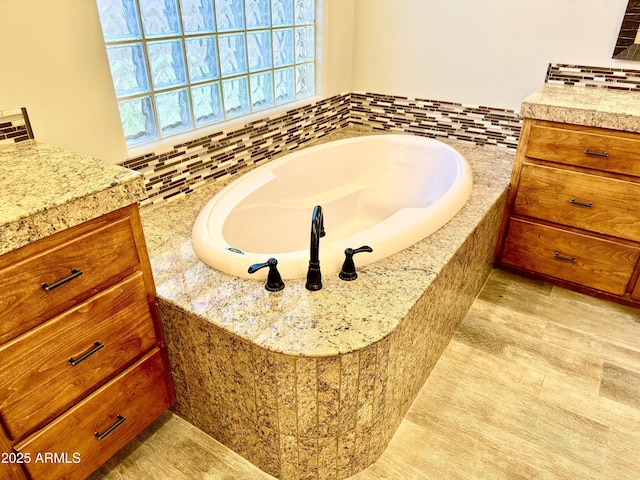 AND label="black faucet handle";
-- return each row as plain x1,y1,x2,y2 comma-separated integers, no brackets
339,246,373,281
248,258,285,292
